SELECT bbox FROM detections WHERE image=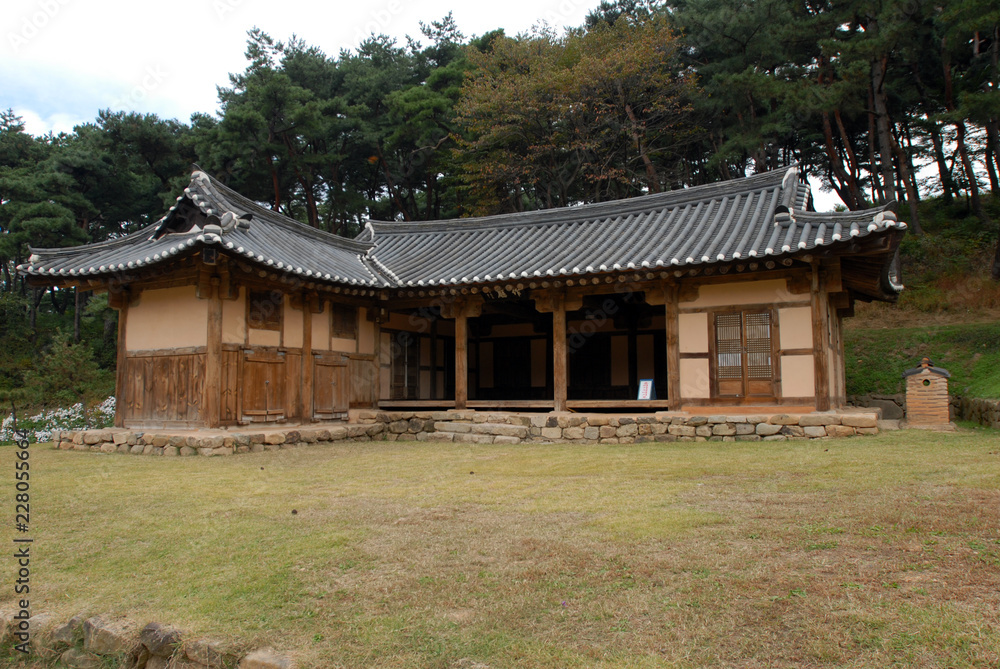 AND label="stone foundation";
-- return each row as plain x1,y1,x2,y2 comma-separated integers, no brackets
54,409,880,456
0,612,294,668
952,396,1000,429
